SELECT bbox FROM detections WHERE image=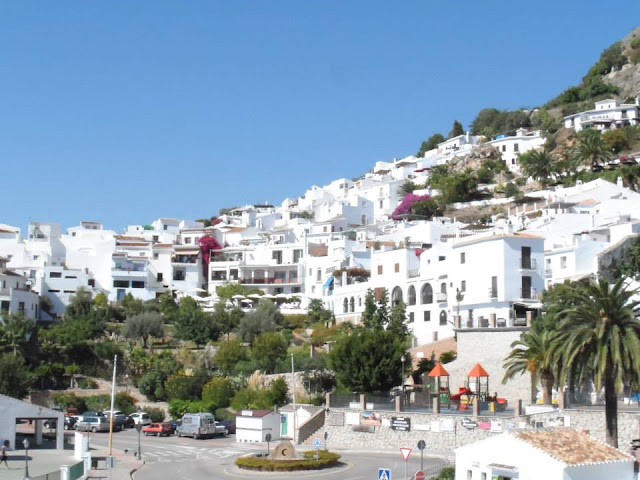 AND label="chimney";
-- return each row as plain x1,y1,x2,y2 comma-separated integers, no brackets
465,131,470,142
